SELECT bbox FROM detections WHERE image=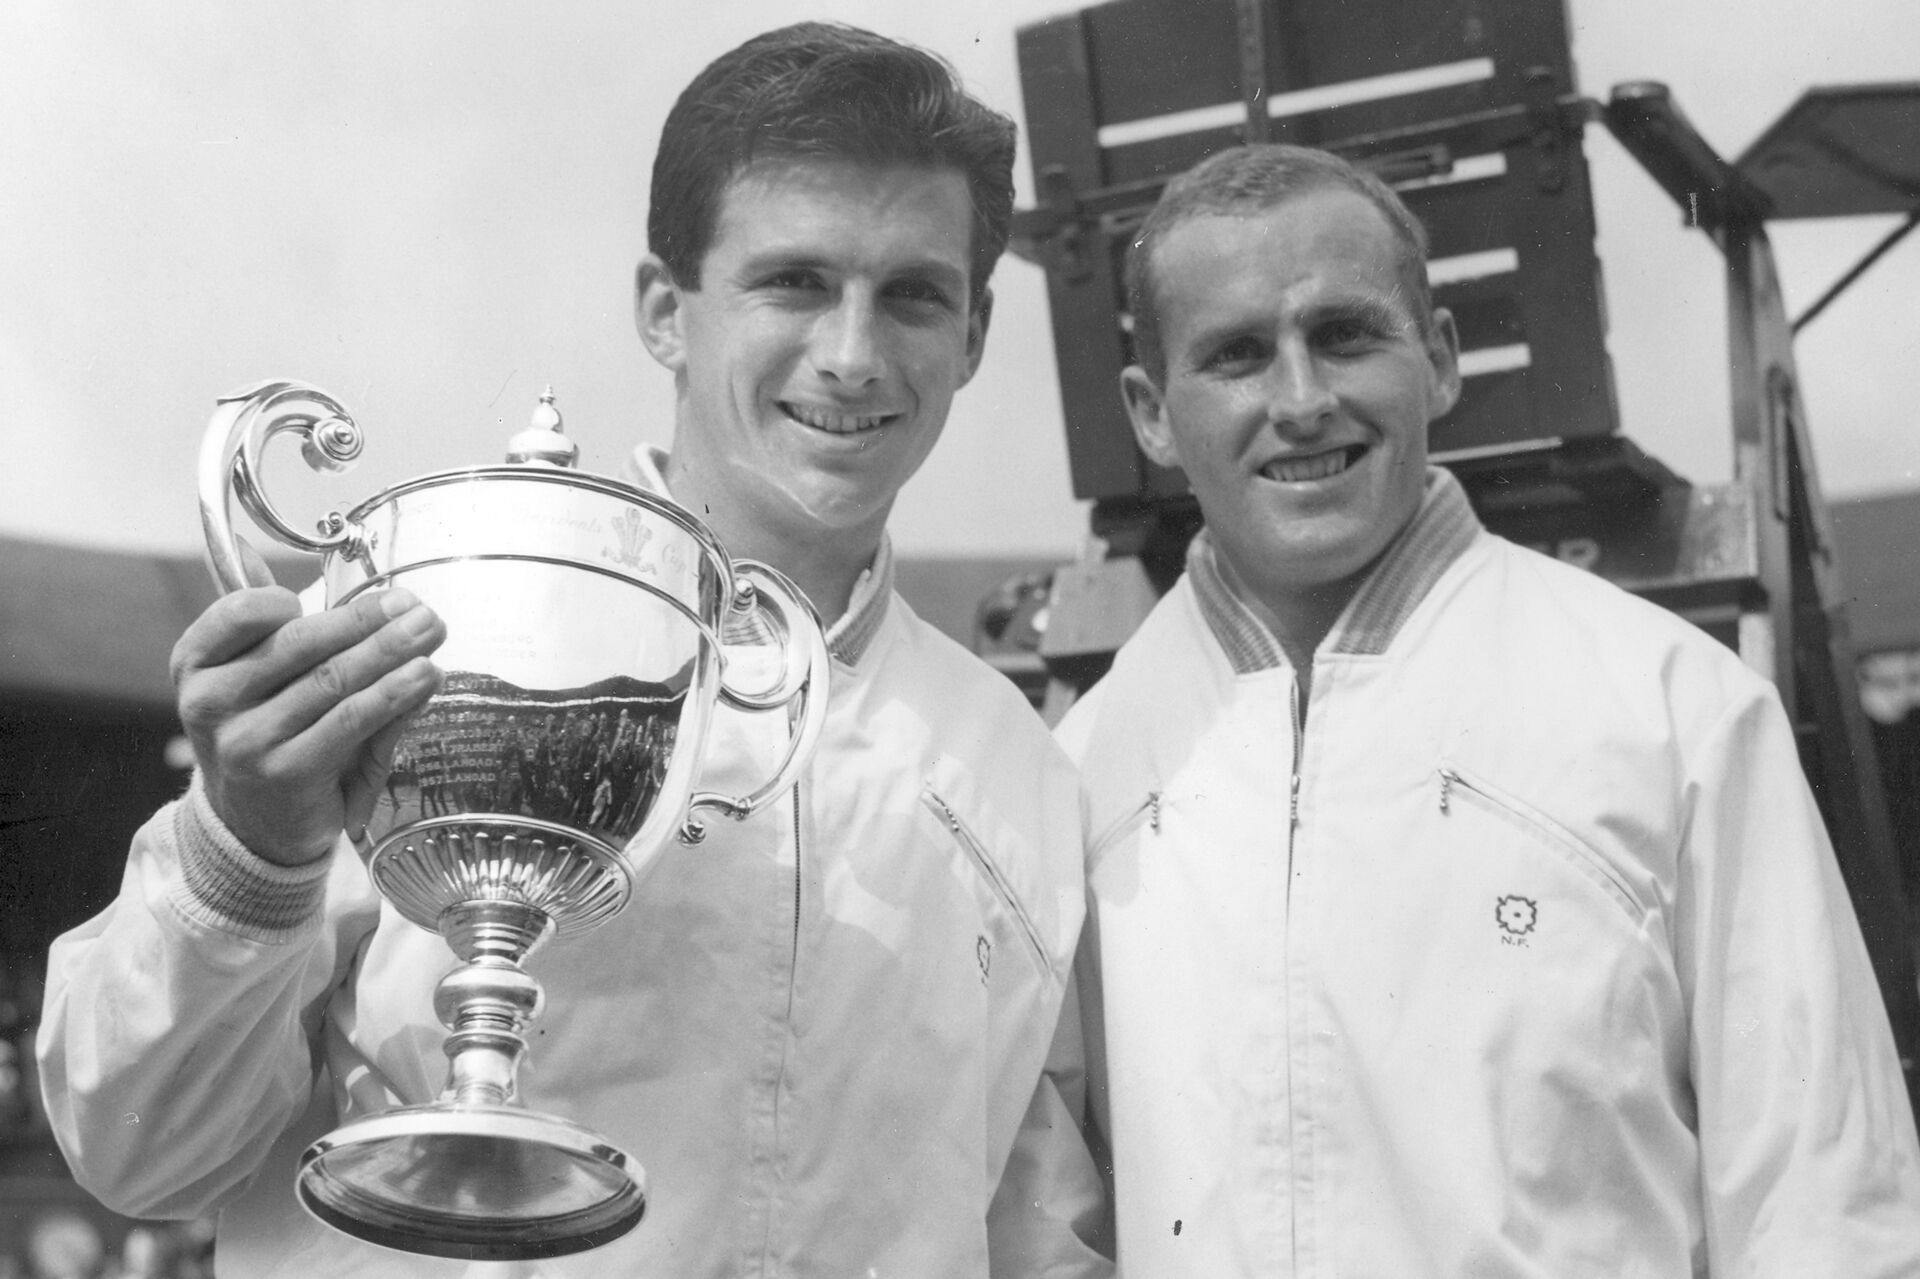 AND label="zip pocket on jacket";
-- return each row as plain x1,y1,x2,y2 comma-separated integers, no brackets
923,788,1052,978
1089,790,1162,859
1437,766,1643,923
